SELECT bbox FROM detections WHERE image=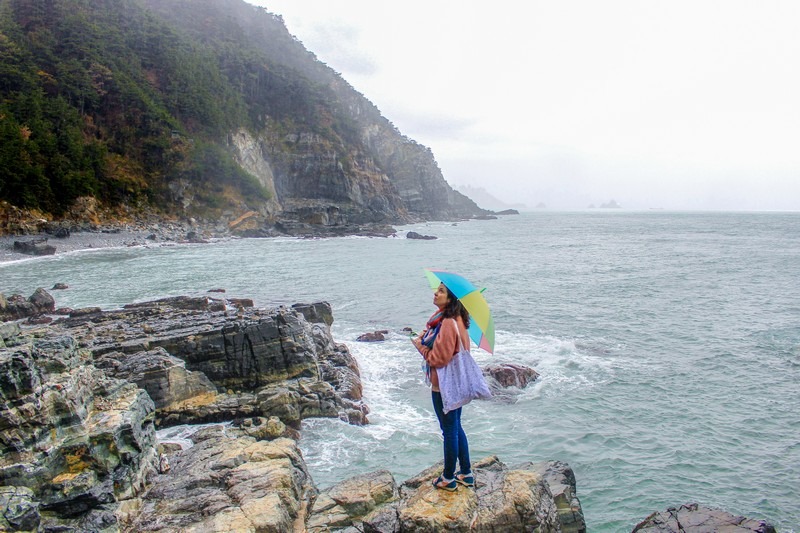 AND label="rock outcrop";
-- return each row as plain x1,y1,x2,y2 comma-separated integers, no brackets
633,503,776,532
122,426,313,533
12,239,56,256
50,296,368,428
0,335,158,532
406,231,437,240
0,295,367,530
306,456,585,533
0,289,56,321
